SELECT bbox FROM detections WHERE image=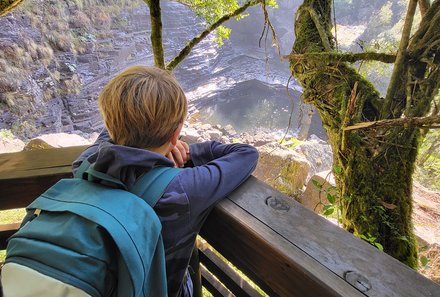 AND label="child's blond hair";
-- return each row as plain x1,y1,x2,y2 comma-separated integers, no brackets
98,66,187,148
